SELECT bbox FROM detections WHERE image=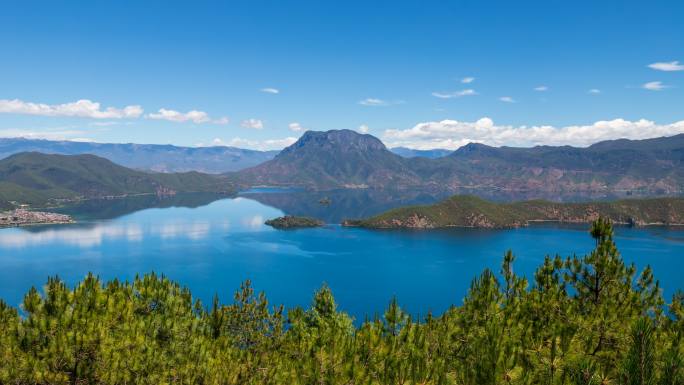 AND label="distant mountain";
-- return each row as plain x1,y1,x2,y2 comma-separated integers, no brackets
233,130,422,189
390,147,452,158
0,138,277,173
234,130,684,194
0,152,232,207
